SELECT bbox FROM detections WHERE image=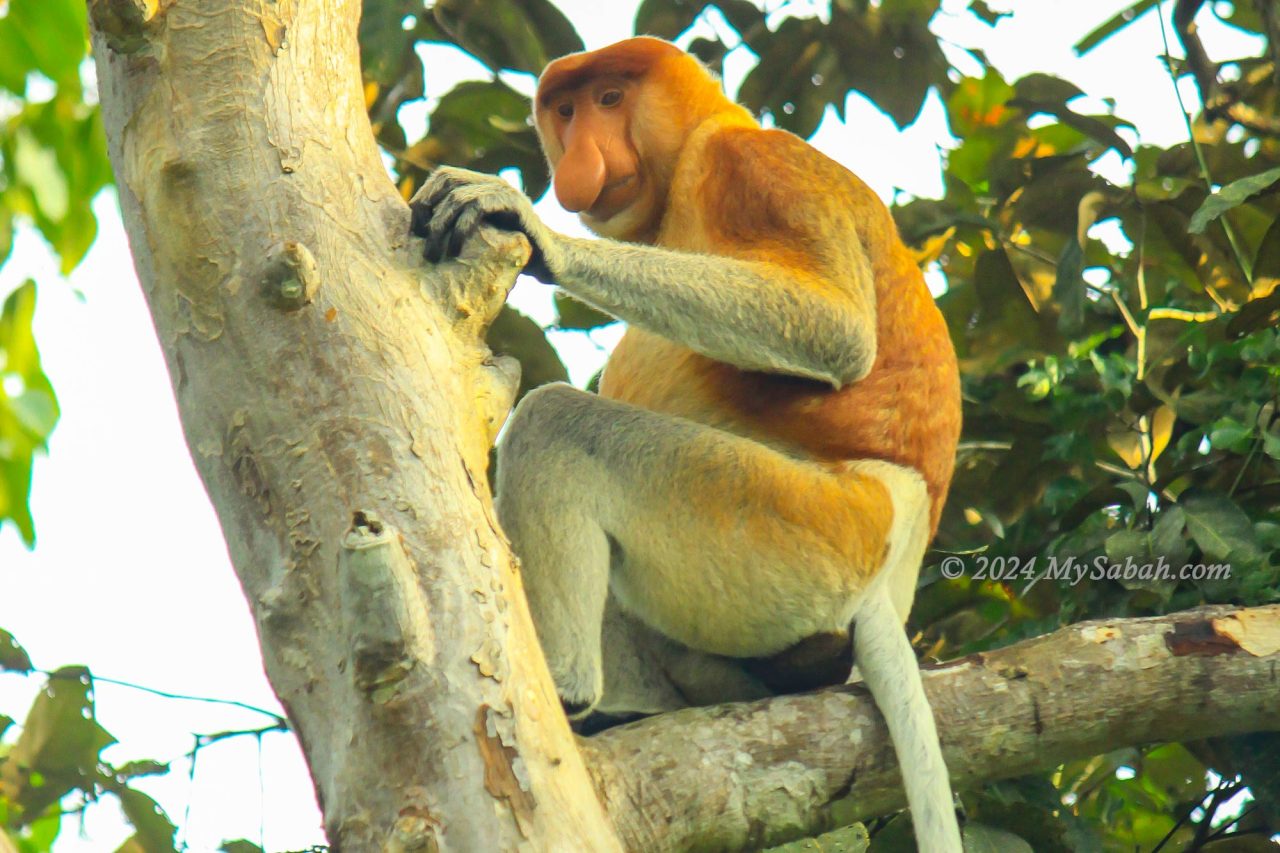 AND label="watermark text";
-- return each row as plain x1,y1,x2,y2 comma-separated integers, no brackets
937,554,1231,591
